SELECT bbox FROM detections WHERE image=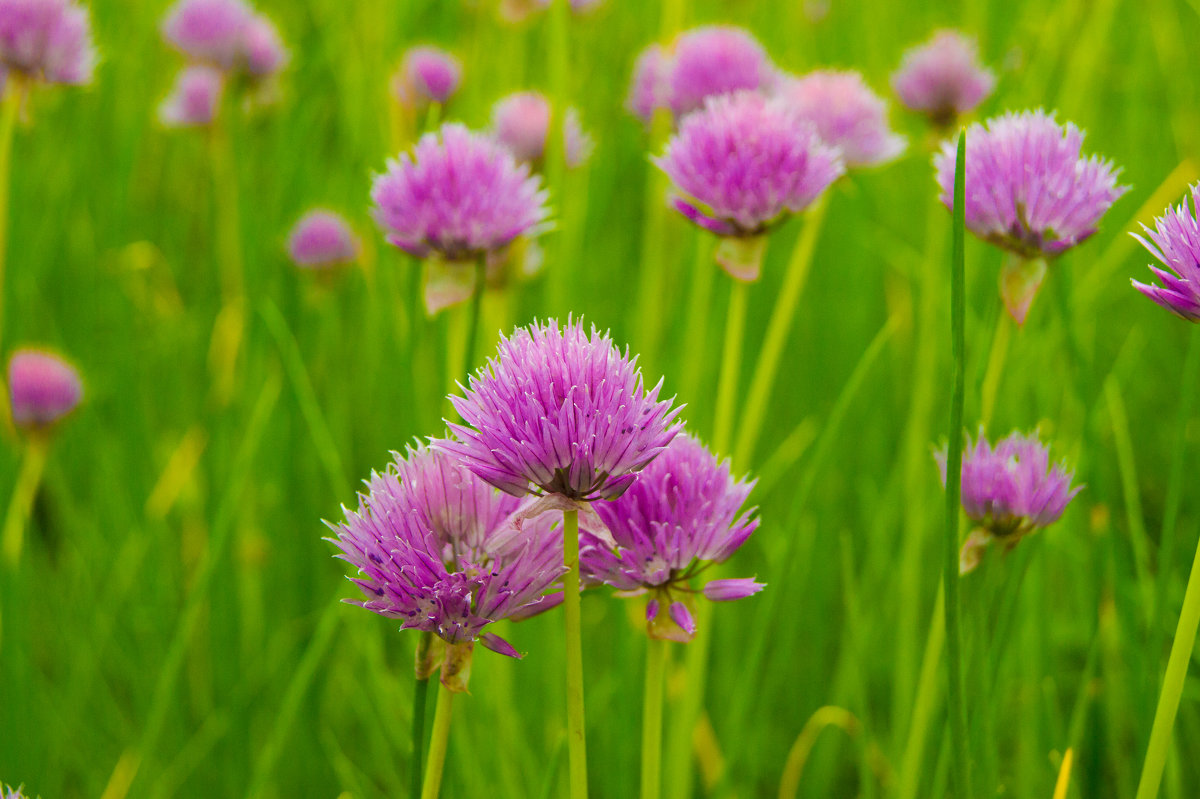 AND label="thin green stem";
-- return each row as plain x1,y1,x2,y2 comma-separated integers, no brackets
208,114,246,403
944,132,971,799
713,281,749,454
678,231,716,403
734,197,829,466
896,586,946,799
1135,521,1200,799
420,680,454,799
1,436,48,570
563,508,589,799
463,257,487,381
412,662,431,799
640,637,668,799
0,80,21,360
